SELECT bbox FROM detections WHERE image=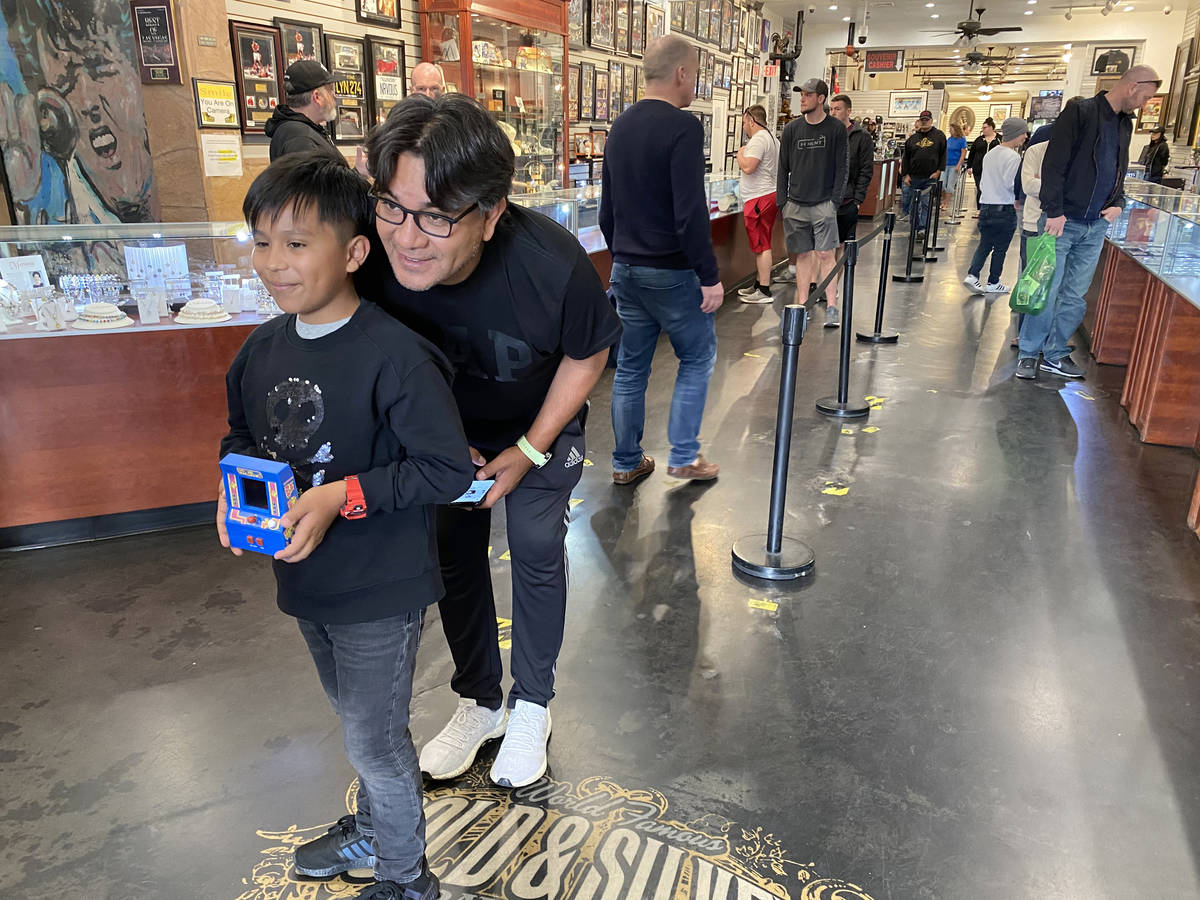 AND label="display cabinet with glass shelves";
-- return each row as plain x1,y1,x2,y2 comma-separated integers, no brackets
420,0,568,195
